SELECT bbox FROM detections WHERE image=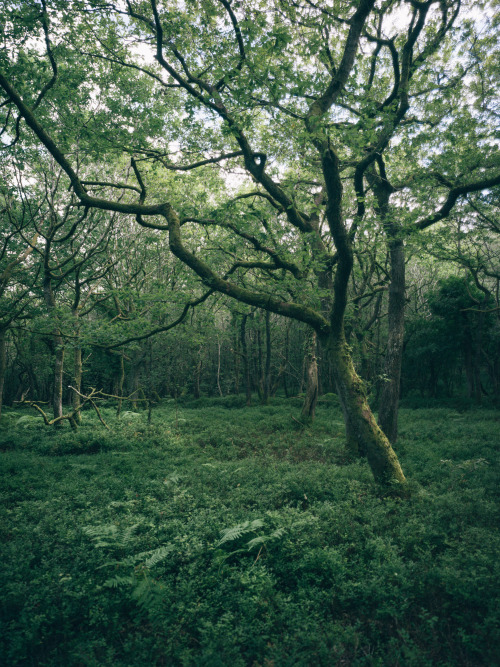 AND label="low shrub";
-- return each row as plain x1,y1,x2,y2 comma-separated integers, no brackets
0,398,499,665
